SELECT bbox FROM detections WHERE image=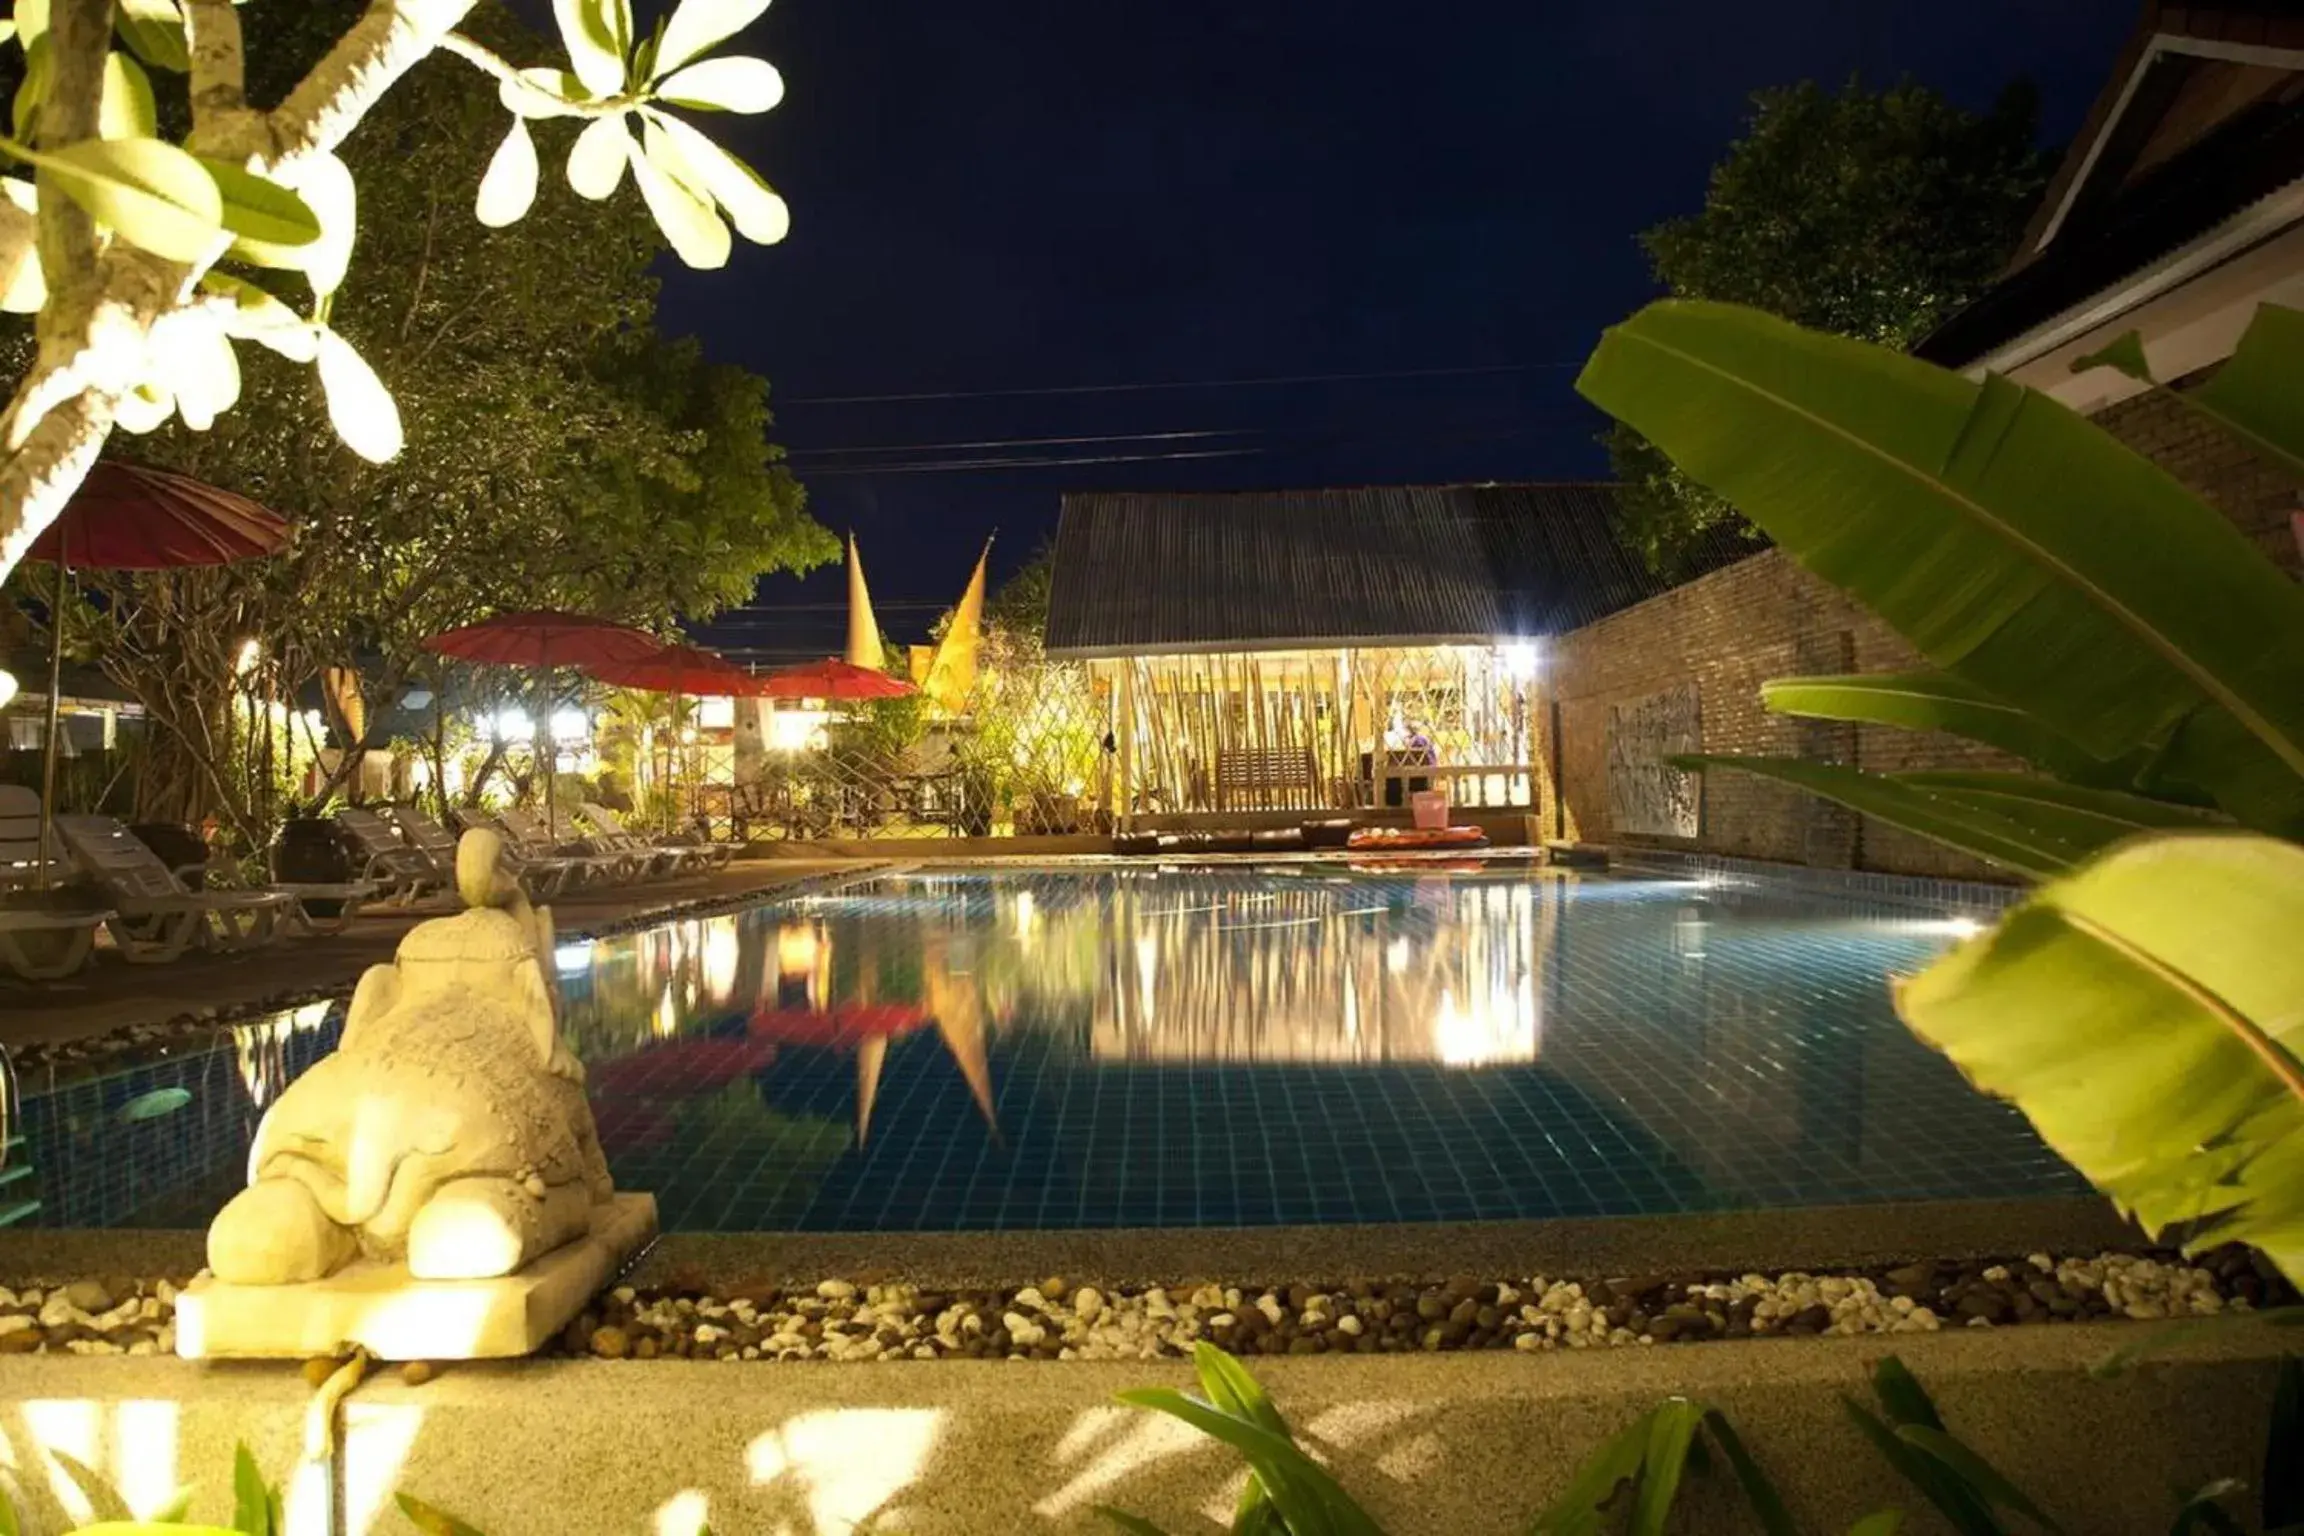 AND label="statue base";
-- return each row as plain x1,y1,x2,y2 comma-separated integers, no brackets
174,1193,657,1361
